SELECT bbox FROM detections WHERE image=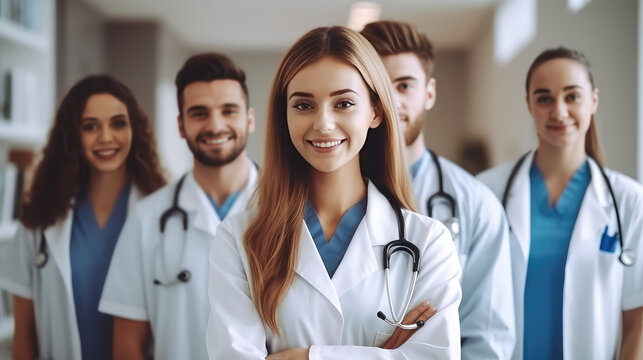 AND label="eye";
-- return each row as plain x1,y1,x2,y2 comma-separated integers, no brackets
111,118,129,129
397,82,412,92
222,108,239,116
190,110,208,118
293,102,313,111
81,122,99,132
535,96,552,105
566,93,581,102
335,100,355,109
